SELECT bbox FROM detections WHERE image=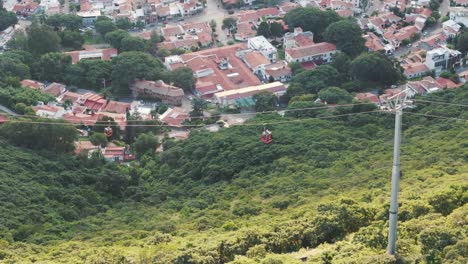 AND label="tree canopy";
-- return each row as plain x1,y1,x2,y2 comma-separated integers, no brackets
111,52,166,94
324,20,366,57
290,65,339,94
350,52,402,86
284,7,341,41
253,92,277,112
169,67,196,92
26,24,61,56
0,7,18,31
